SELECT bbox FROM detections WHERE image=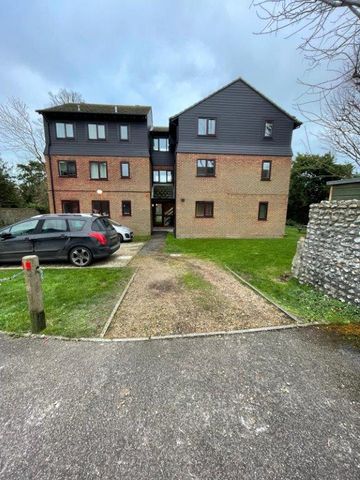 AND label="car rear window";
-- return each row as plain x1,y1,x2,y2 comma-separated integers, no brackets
92,218,114,232
68,219,86,232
